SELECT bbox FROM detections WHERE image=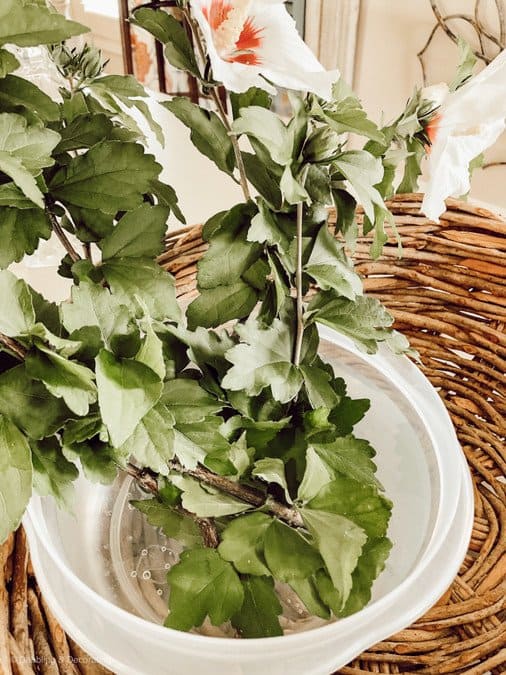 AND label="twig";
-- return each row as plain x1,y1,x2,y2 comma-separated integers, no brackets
9,529,30,663
294,198,305,367
0,334,27,361
127,461,304,529
36,587,79,675
8,634,32,675
182,8,252,201
83,242,92,262
27,588,59,675
45,208,81,264
0,535,14,675
124,464,221,547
